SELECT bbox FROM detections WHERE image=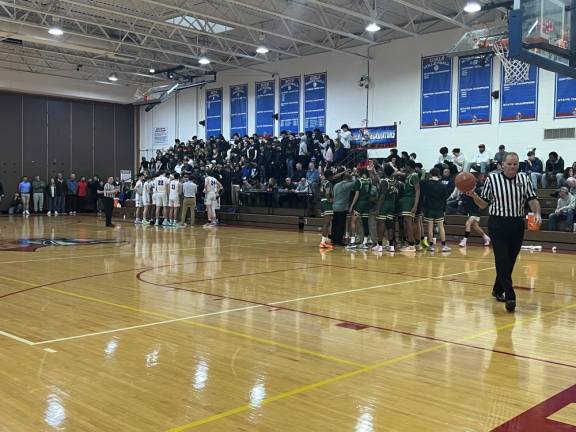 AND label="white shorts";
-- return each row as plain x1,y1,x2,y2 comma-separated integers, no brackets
143,195,151,206
153,193,168,207
169,196,180,208
135,196,143,208
205,191,217,206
